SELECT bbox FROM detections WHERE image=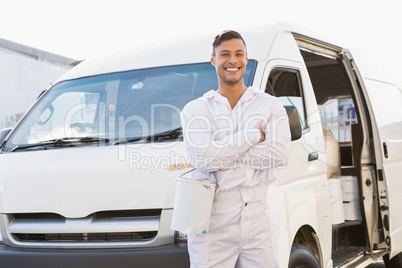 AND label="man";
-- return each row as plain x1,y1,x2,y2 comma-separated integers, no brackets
180,30,291,268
